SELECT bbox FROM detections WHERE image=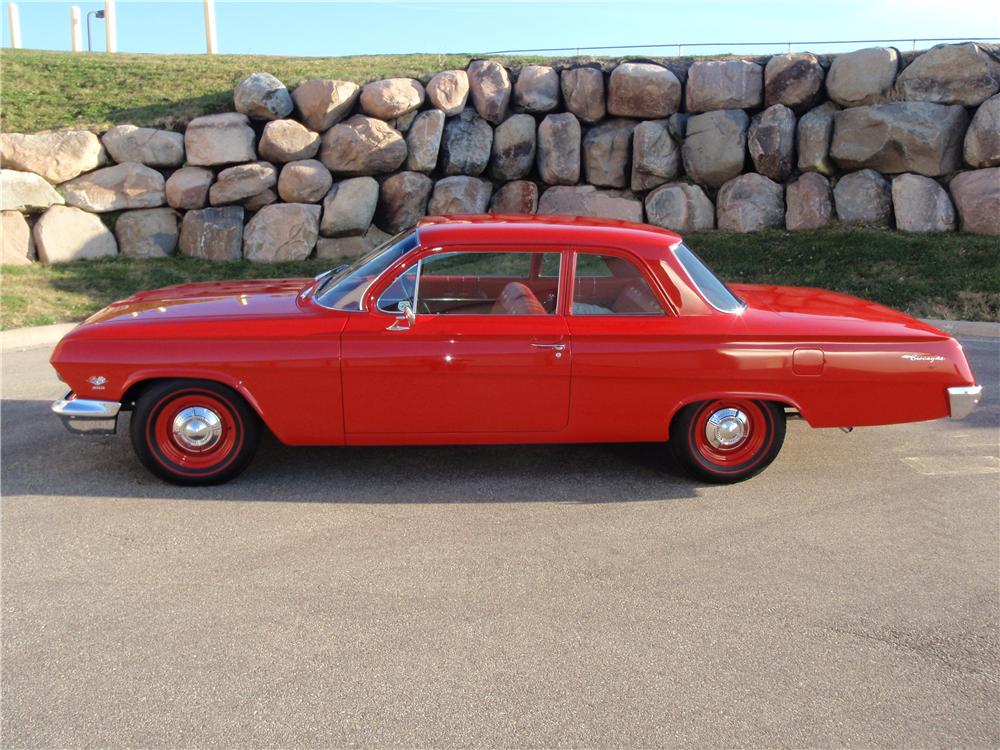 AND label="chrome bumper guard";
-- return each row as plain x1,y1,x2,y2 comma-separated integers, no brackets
947,385,982,420
51,392,122,435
